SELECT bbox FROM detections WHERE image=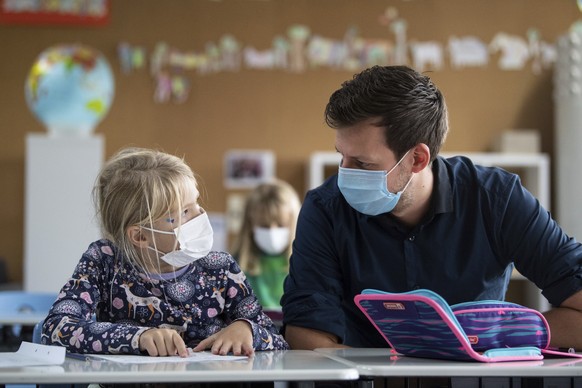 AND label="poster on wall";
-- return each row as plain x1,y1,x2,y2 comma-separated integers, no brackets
0,0,109,25
223,150,275,189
